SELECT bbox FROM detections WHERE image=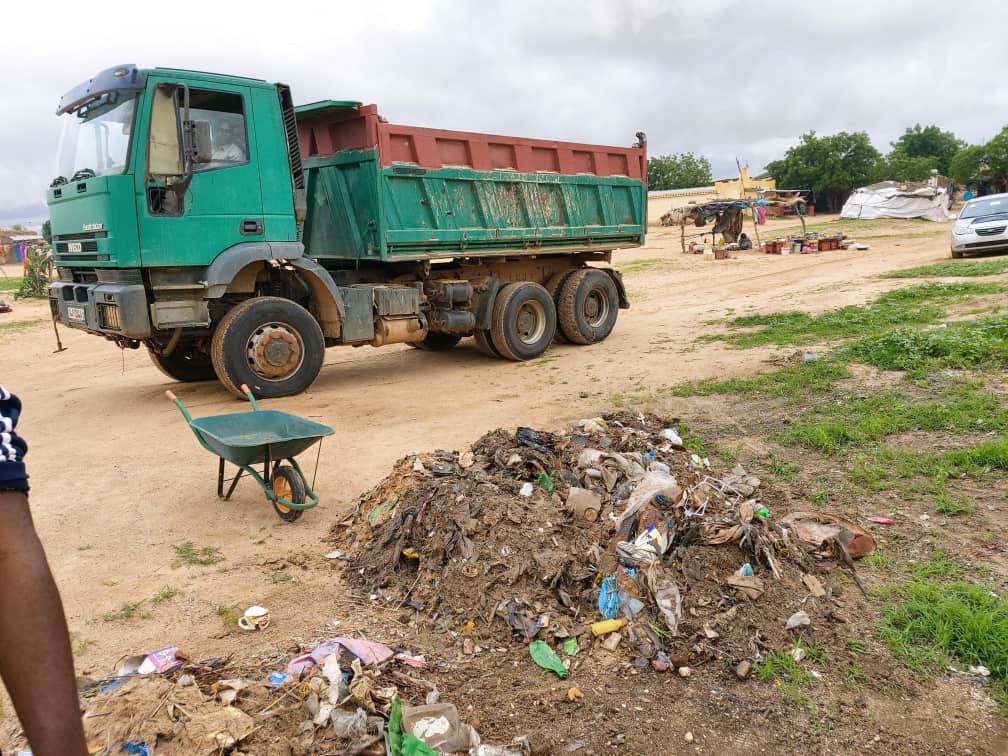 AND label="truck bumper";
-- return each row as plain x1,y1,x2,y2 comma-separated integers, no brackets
48,281,151,339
